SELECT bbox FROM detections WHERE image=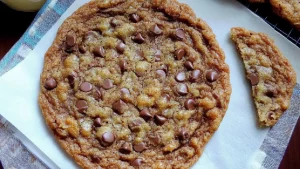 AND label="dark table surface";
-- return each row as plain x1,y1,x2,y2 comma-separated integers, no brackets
0,2,299,169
